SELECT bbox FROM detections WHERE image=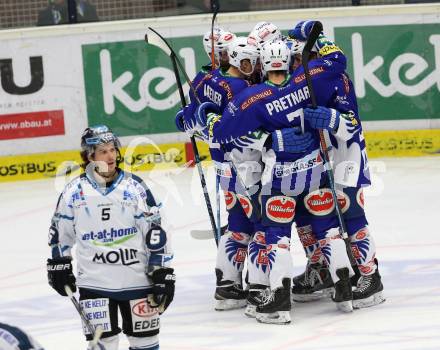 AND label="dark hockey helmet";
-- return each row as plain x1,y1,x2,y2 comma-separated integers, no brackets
80,125,122,166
